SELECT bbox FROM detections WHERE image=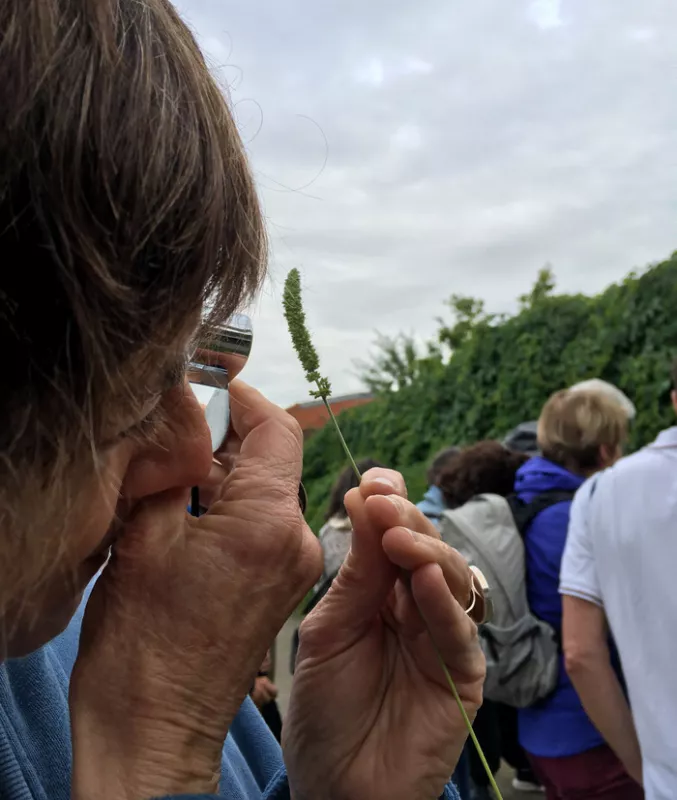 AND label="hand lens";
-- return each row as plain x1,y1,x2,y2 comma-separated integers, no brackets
186,313,307,518
187,313,254,453
187,314,253,517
